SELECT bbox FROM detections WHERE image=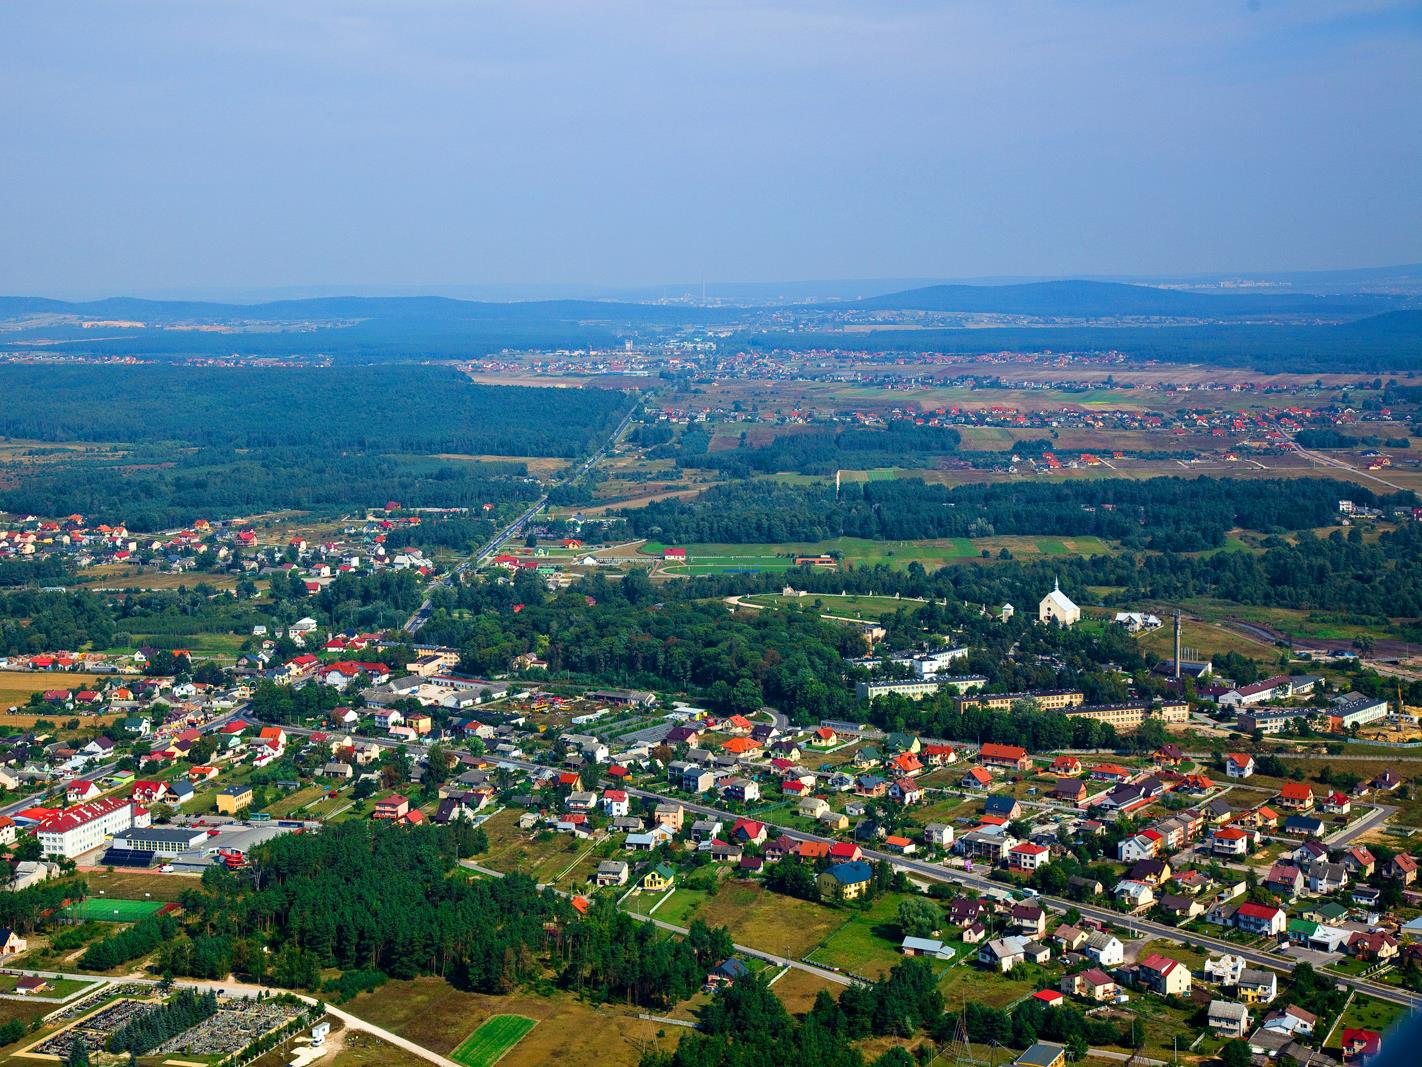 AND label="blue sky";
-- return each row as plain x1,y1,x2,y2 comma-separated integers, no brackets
2,1,1419,296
